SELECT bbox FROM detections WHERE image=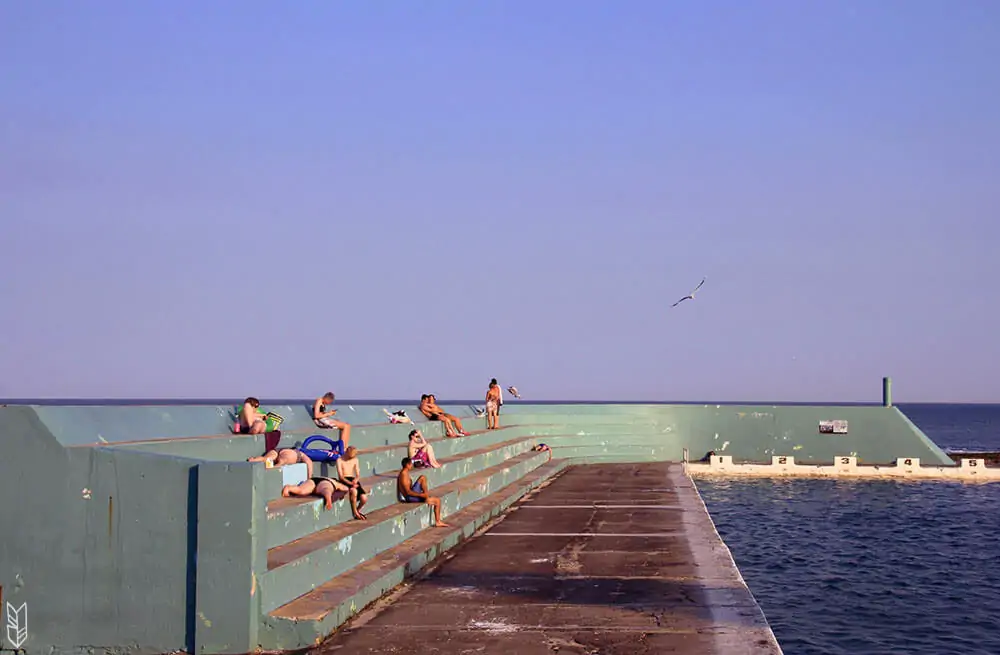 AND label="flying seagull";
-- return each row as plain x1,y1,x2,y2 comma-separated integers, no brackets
507,386,521,399
671,277,706,307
